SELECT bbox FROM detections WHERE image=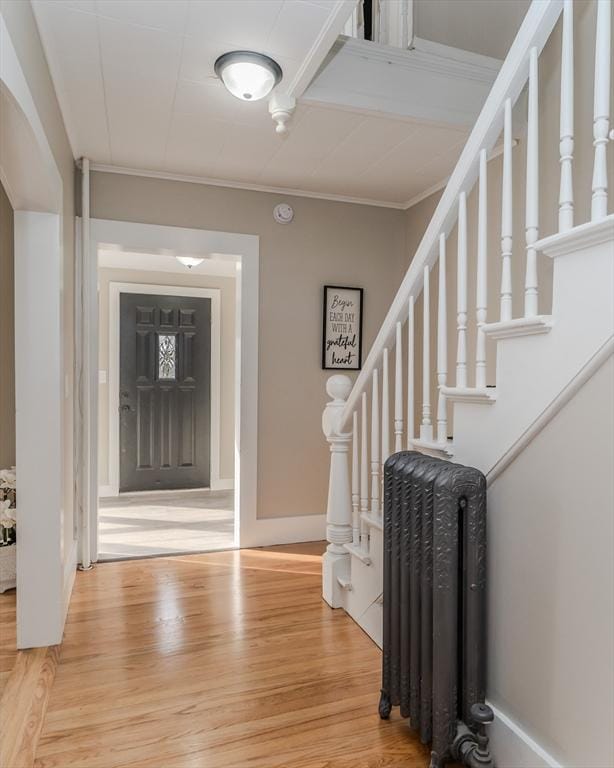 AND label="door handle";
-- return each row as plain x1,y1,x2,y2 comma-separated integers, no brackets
119,404,132,412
